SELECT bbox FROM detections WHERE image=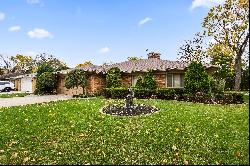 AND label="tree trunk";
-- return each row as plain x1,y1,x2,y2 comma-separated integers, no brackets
234,34,249,91
234,59,241,91
234,54,242,91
